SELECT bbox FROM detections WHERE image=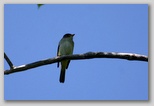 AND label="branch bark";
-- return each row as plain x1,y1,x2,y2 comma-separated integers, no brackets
4,52,148,75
